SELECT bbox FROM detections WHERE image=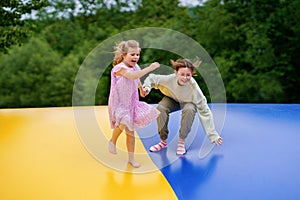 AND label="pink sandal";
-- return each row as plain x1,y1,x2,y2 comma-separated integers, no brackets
149,141,167,152
176,140,186,155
